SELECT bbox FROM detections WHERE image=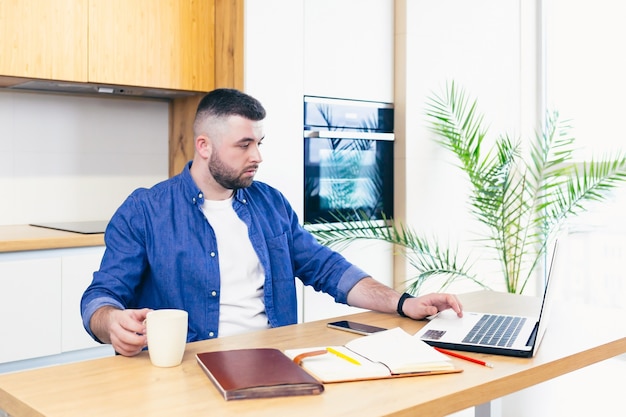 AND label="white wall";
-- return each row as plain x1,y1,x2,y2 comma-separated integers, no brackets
244,0,305,216
395,0,540,294
0,90,169,225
